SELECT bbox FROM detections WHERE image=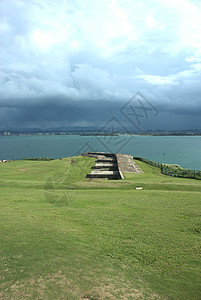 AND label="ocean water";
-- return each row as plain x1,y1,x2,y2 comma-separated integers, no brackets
0,135,201,170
